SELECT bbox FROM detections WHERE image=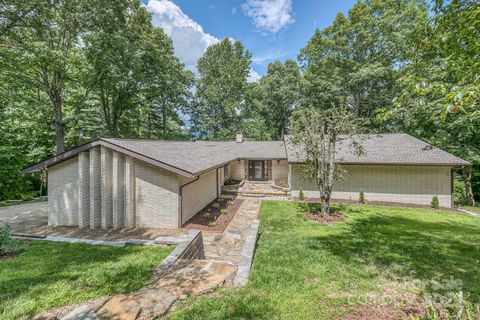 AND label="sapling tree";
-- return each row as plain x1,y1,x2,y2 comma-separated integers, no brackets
291,108,364,216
